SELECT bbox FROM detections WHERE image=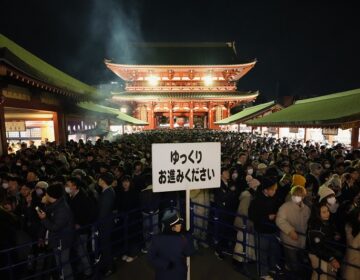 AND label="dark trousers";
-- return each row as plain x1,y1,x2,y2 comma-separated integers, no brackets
256,233,281,276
